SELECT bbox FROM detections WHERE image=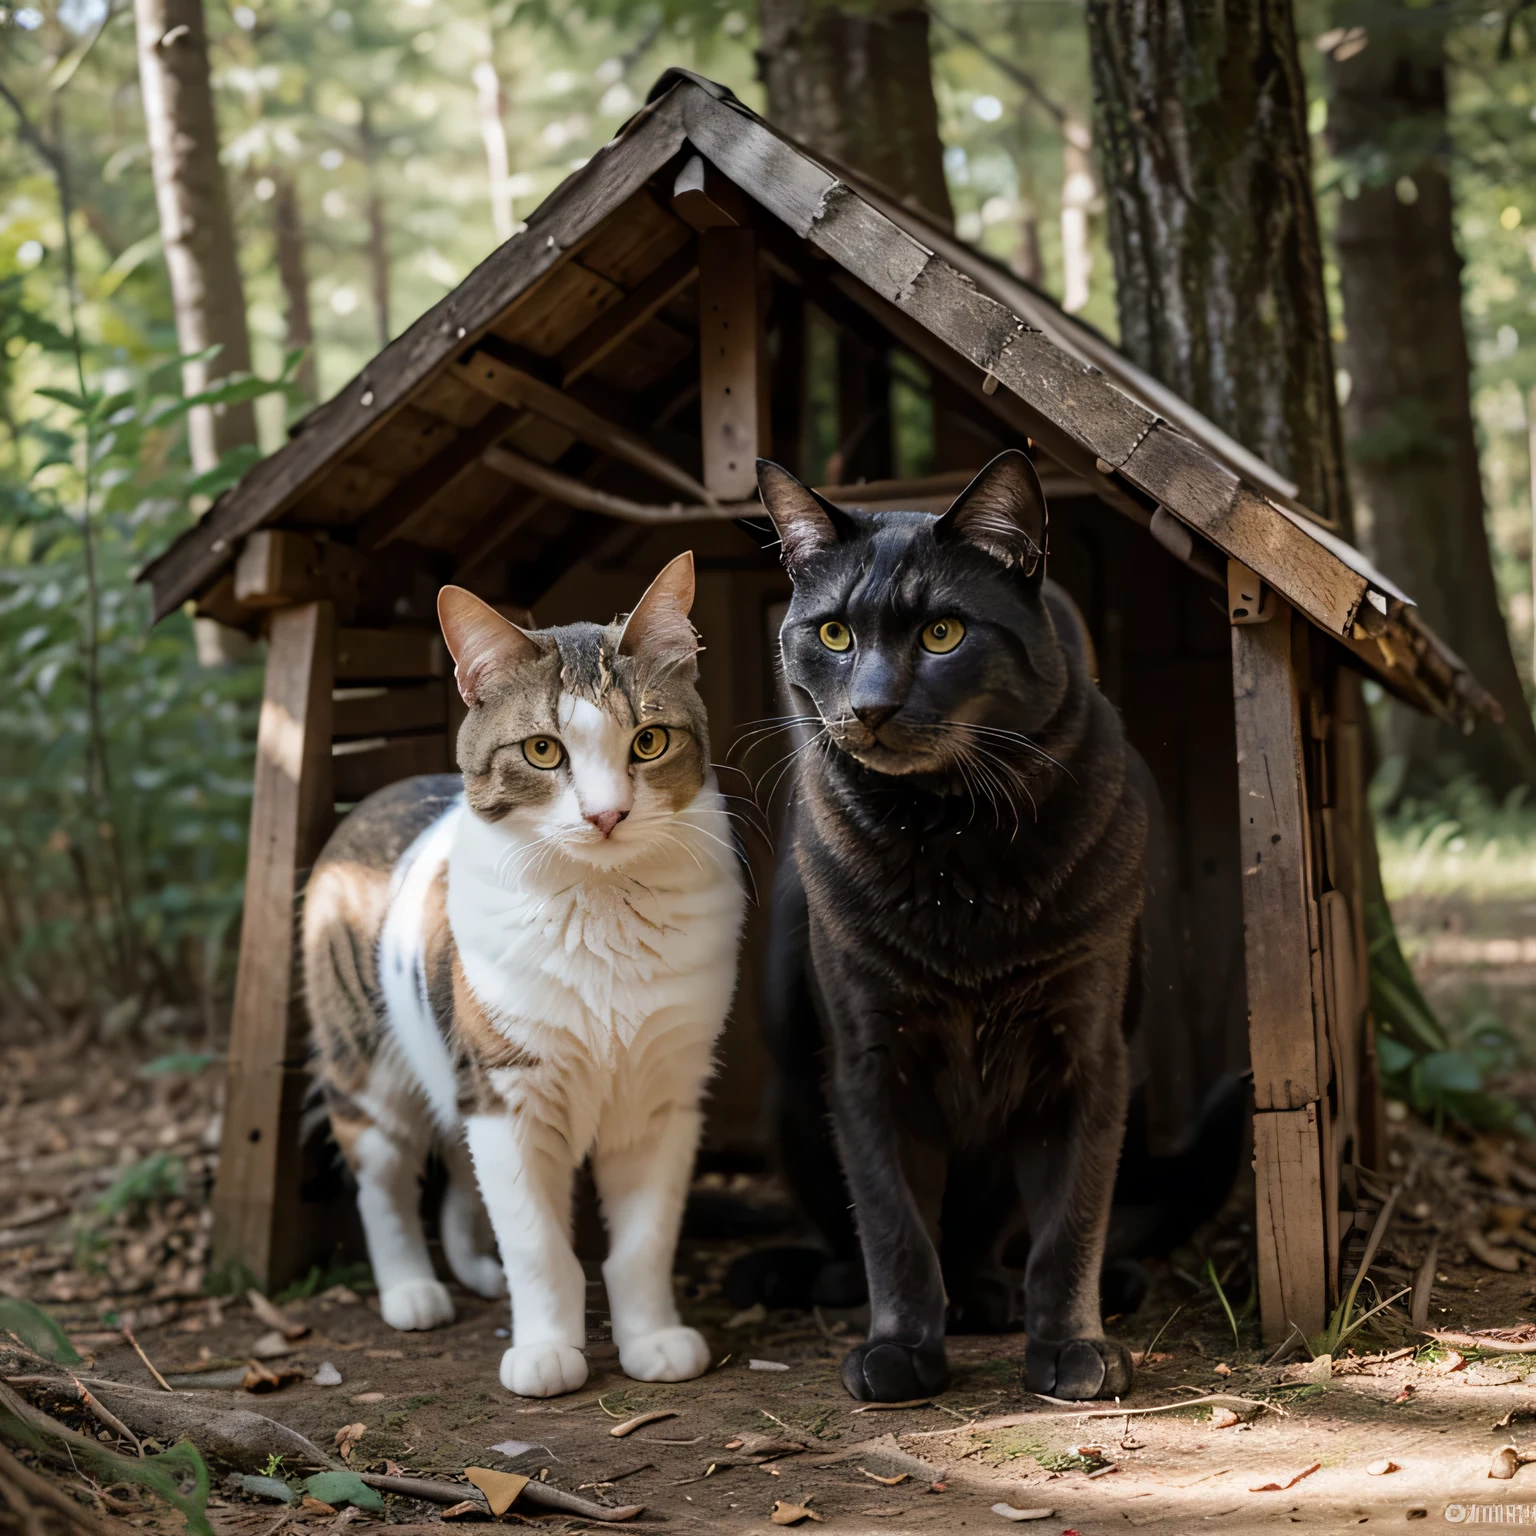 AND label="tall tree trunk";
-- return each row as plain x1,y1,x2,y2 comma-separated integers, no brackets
1324,9,1536,798
270,169,318,401
1087,0,1351,528
133,0,256,471
757,0,954,229
472,57,515,244
359,105,391,348
1059,116,1096,314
